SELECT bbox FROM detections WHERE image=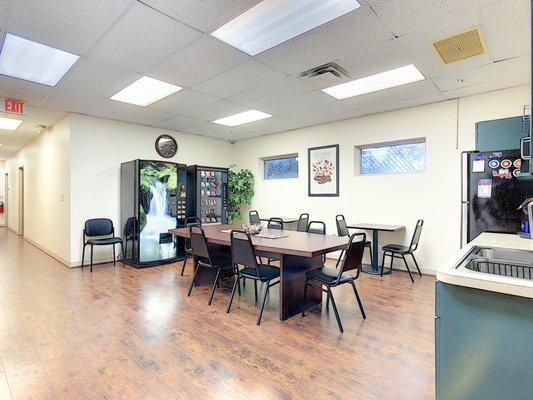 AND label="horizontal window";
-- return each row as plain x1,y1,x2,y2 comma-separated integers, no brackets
263,154,298,180
359,139,426,175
